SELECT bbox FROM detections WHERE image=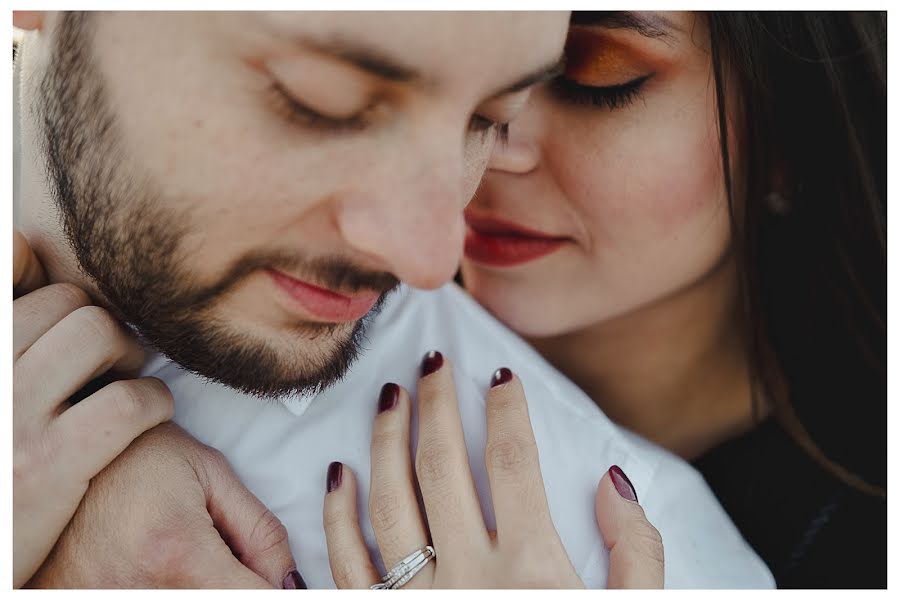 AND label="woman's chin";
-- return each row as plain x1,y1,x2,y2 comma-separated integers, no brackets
461,265,591,339
467,289,568,339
